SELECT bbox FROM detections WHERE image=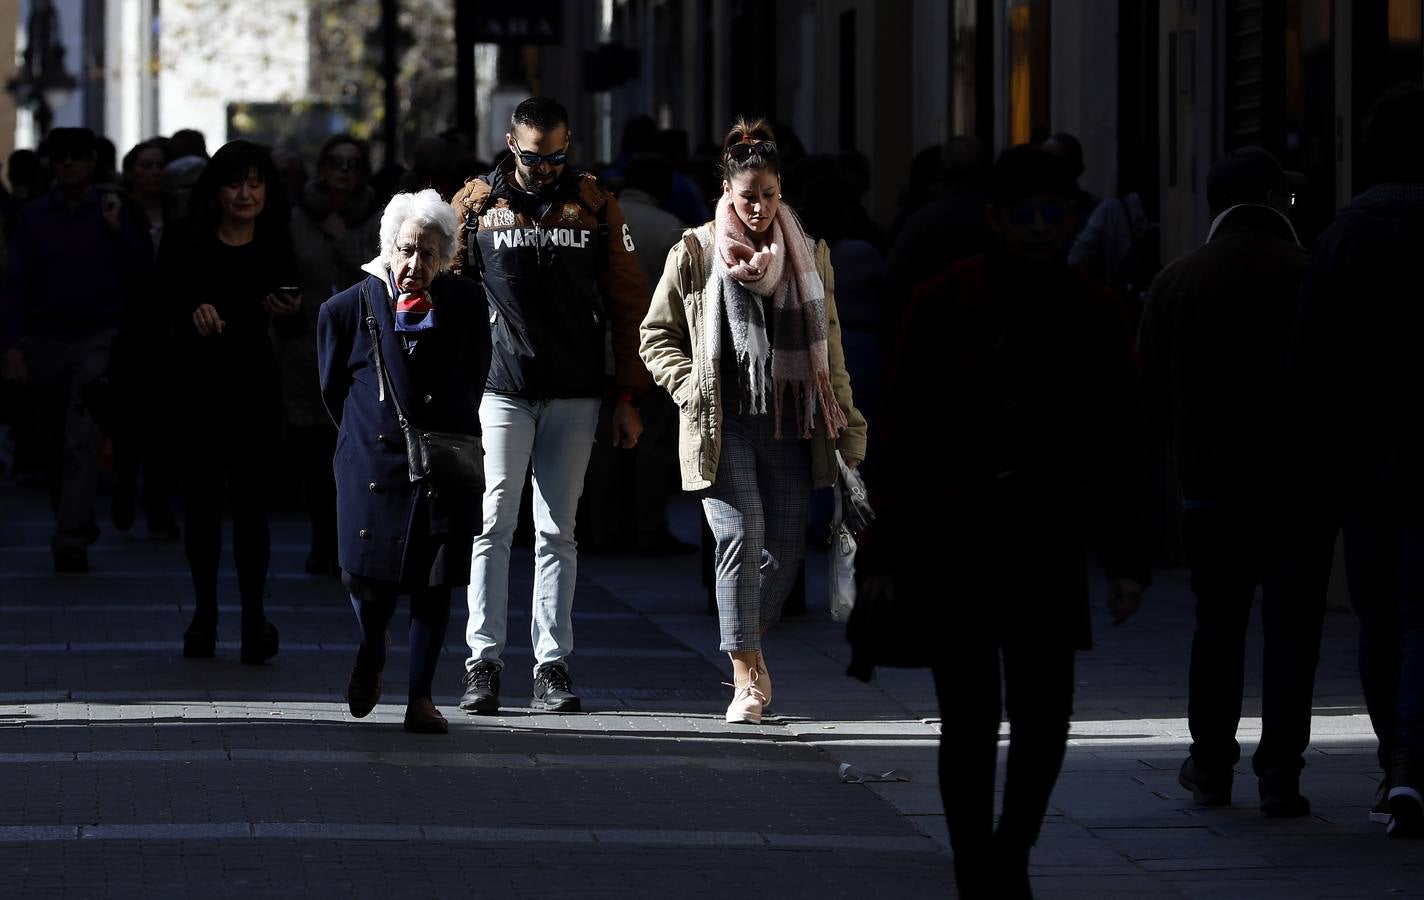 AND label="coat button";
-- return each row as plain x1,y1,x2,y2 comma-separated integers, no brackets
358,529,370,539
422,394,433,404
427,489,439,500
377,433,387,443
368,482,384,493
